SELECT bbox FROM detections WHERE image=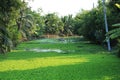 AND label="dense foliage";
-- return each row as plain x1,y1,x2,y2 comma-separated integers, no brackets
0,0,24,53
73,0,112,44
73,0,120,56
0,0,38,53
0,0,120,55
44,13,64,35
